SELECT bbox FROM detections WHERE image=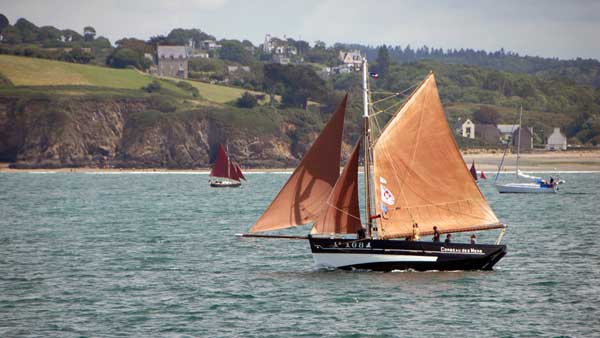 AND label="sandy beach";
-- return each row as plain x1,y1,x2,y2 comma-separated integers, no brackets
1,150,599,173
462,150,600,172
